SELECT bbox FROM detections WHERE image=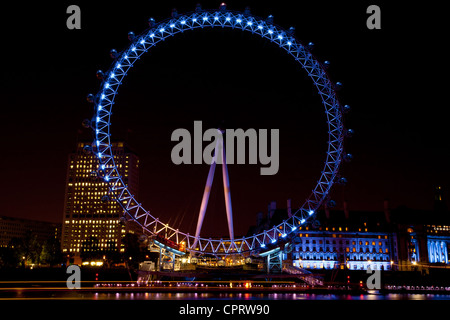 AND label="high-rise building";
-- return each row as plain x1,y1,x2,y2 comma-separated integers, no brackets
61,142,140,263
